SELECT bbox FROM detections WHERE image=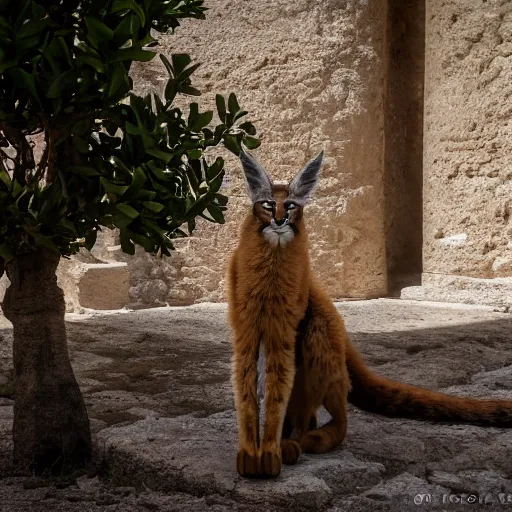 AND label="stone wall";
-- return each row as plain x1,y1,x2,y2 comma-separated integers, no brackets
1,1,394,311
423,0,512,277
5,1,511,311
402,0,512,308
122,0,391,306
